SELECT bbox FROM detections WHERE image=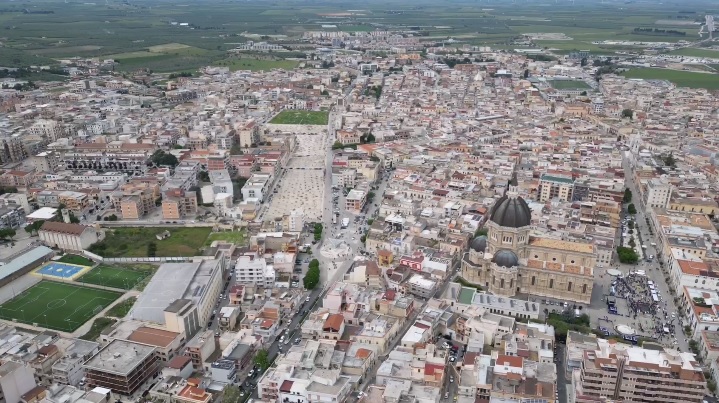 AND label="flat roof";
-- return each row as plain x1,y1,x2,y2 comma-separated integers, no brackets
127,326,180,348
26,207,57,220
0,245,53,280
83,339,155,376
130,260,220,324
